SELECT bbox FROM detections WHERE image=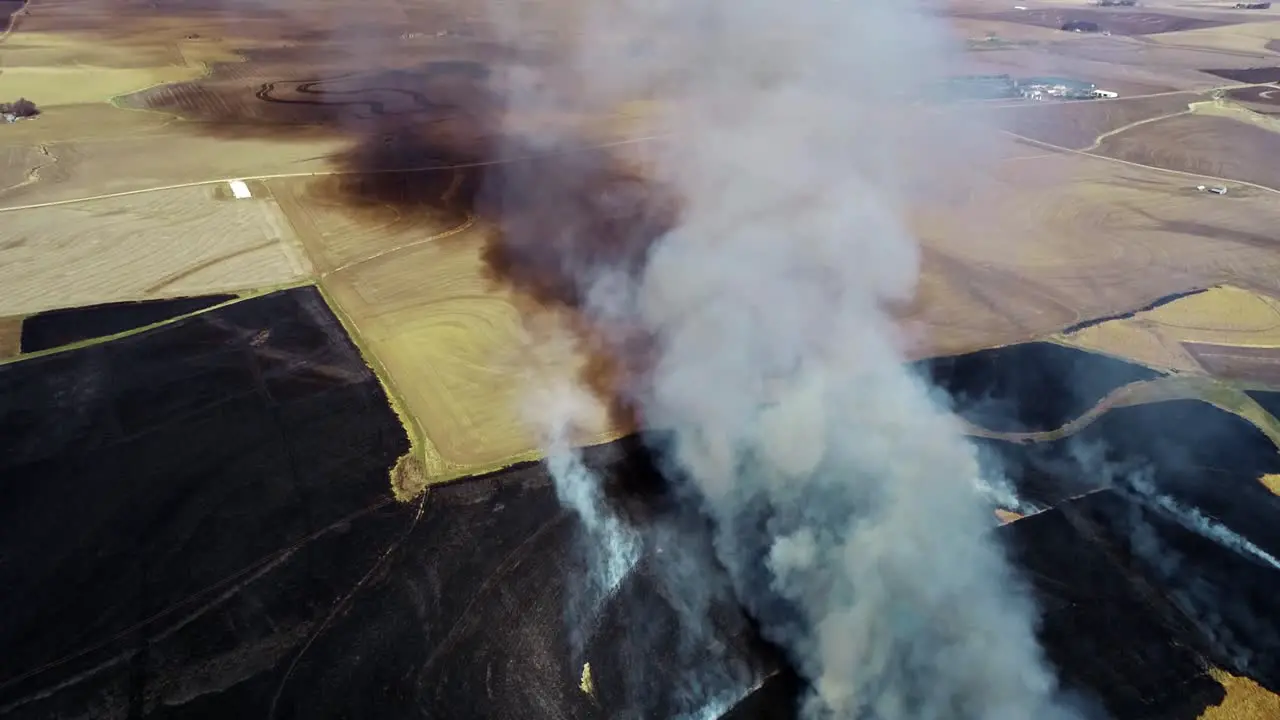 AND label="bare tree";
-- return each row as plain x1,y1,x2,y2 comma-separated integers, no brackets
1,98,39,118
